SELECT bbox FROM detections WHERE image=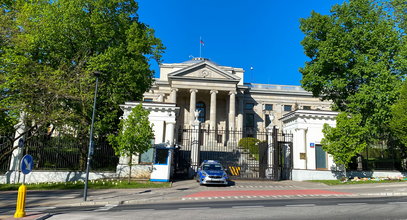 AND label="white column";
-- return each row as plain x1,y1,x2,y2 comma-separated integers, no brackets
209,90,218,130
237,92,244,131
228,91,236,130
227,91,237,146
170,88,178,104
189,89,198,125
165,121,176,146
294,128,307,169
